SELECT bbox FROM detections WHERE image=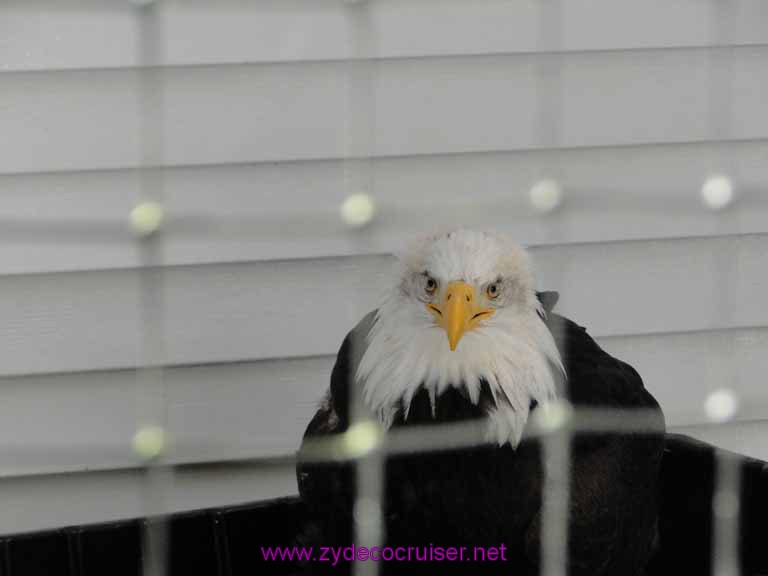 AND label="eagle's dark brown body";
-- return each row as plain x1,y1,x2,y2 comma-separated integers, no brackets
297,294,665,575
